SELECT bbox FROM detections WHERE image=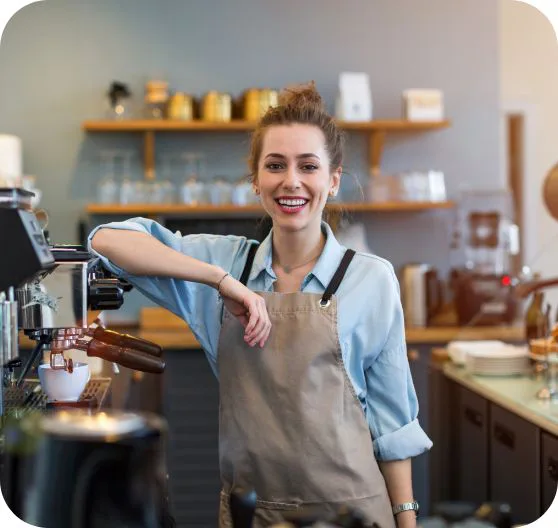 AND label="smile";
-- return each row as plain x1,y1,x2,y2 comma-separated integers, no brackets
274,197,309,214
